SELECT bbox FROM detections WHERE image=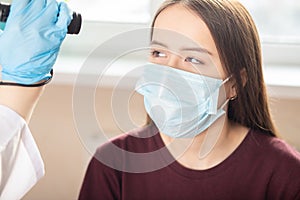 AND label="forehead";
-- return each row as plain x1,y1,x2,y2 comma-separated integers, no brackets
152,4,218,56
